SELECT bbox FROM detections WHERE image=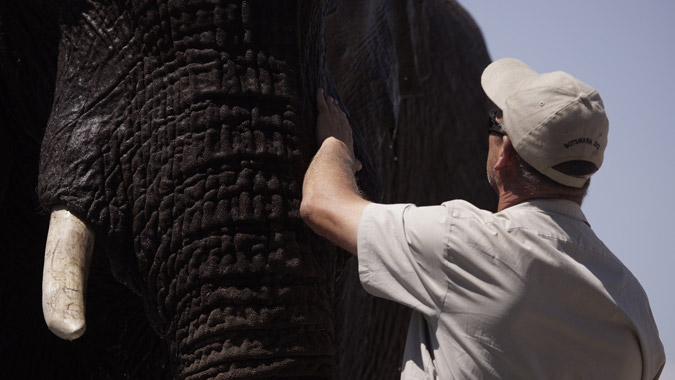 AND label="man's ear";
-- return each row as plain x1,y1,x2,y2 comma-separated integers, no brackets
494,135,516,170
